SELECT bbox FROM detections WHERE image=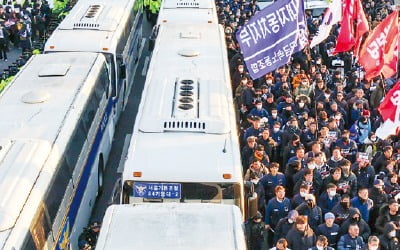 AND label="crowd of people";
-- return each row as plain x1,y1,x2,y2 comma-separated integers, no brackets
215,0,400,249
